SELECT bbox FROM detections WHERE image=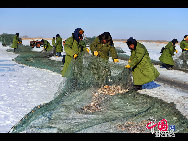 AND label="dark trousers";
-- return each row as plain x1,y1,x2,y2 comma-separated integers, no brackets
162,63,173,70
133,85,142,91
